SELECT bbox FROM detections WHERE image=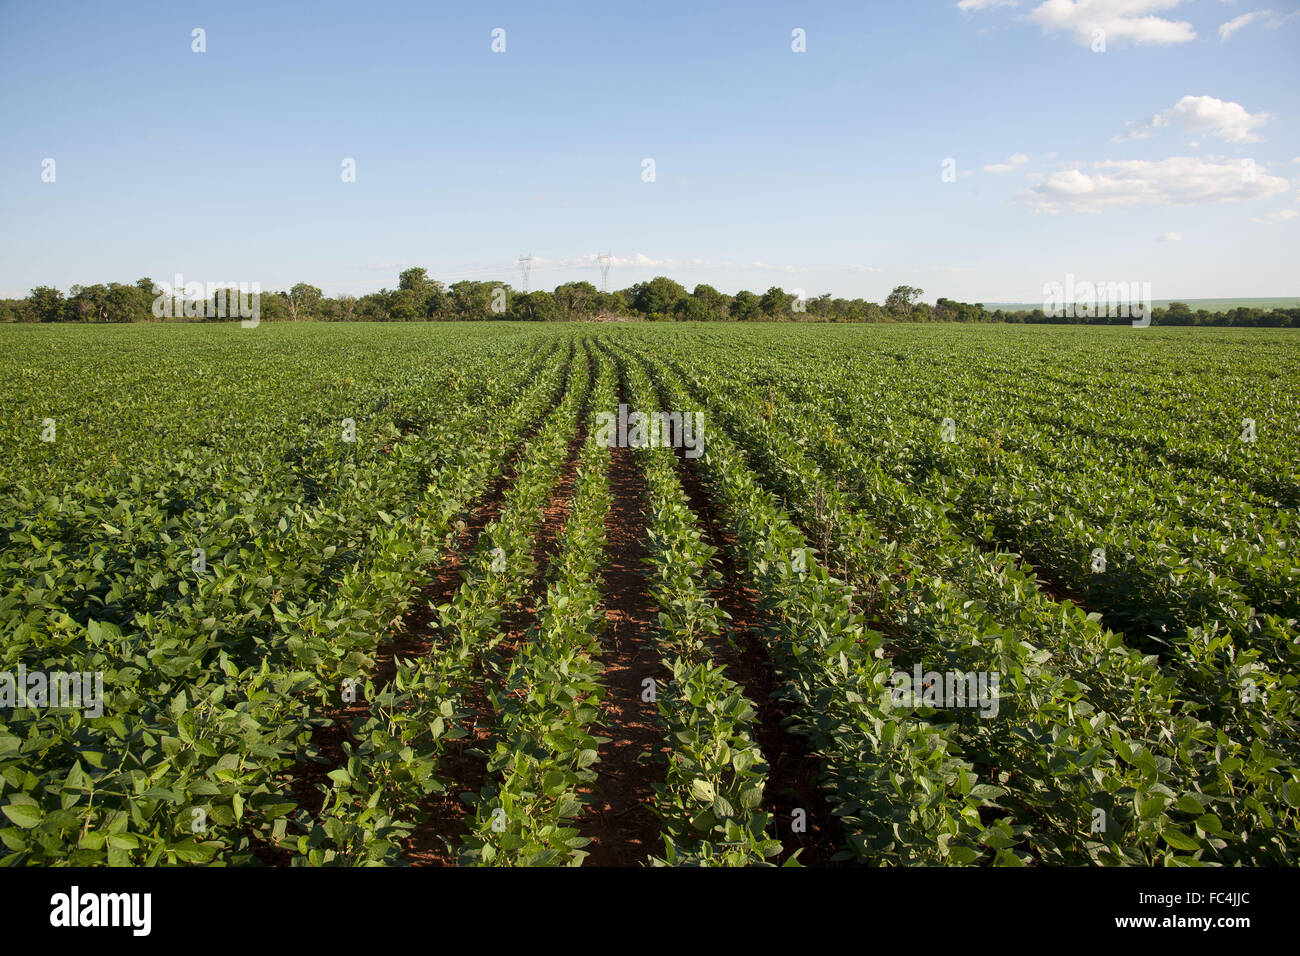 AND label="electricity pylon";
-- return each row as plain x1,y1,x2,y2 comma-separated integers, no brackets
598,251,612,293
